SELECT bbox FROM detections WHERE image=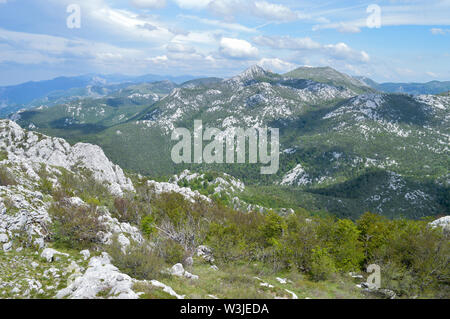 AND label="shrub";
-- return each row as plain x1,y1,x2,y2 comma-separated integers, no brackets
114,197,140,224
108,237,164,280
0,166,17,186
141,214,156,237
309,247,336,281
39,178,53,195
318,218,364,272
160,239,186,265
49,202,106,250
